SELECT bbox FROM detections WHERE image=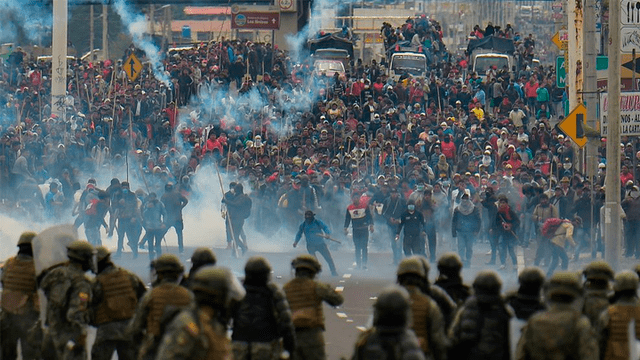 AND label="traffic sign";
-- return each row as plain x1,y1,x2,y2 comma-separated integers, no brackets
558,103,588,148
123,53,142,82
552,30,568,50
557,55,608,88
231,11,280,30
